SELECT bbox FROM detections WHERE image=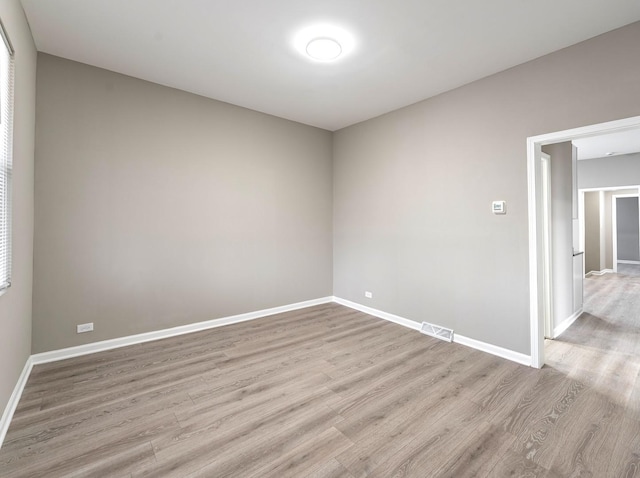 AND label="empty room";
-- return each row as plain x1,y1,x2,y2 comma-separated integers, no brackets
1,0,640,476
